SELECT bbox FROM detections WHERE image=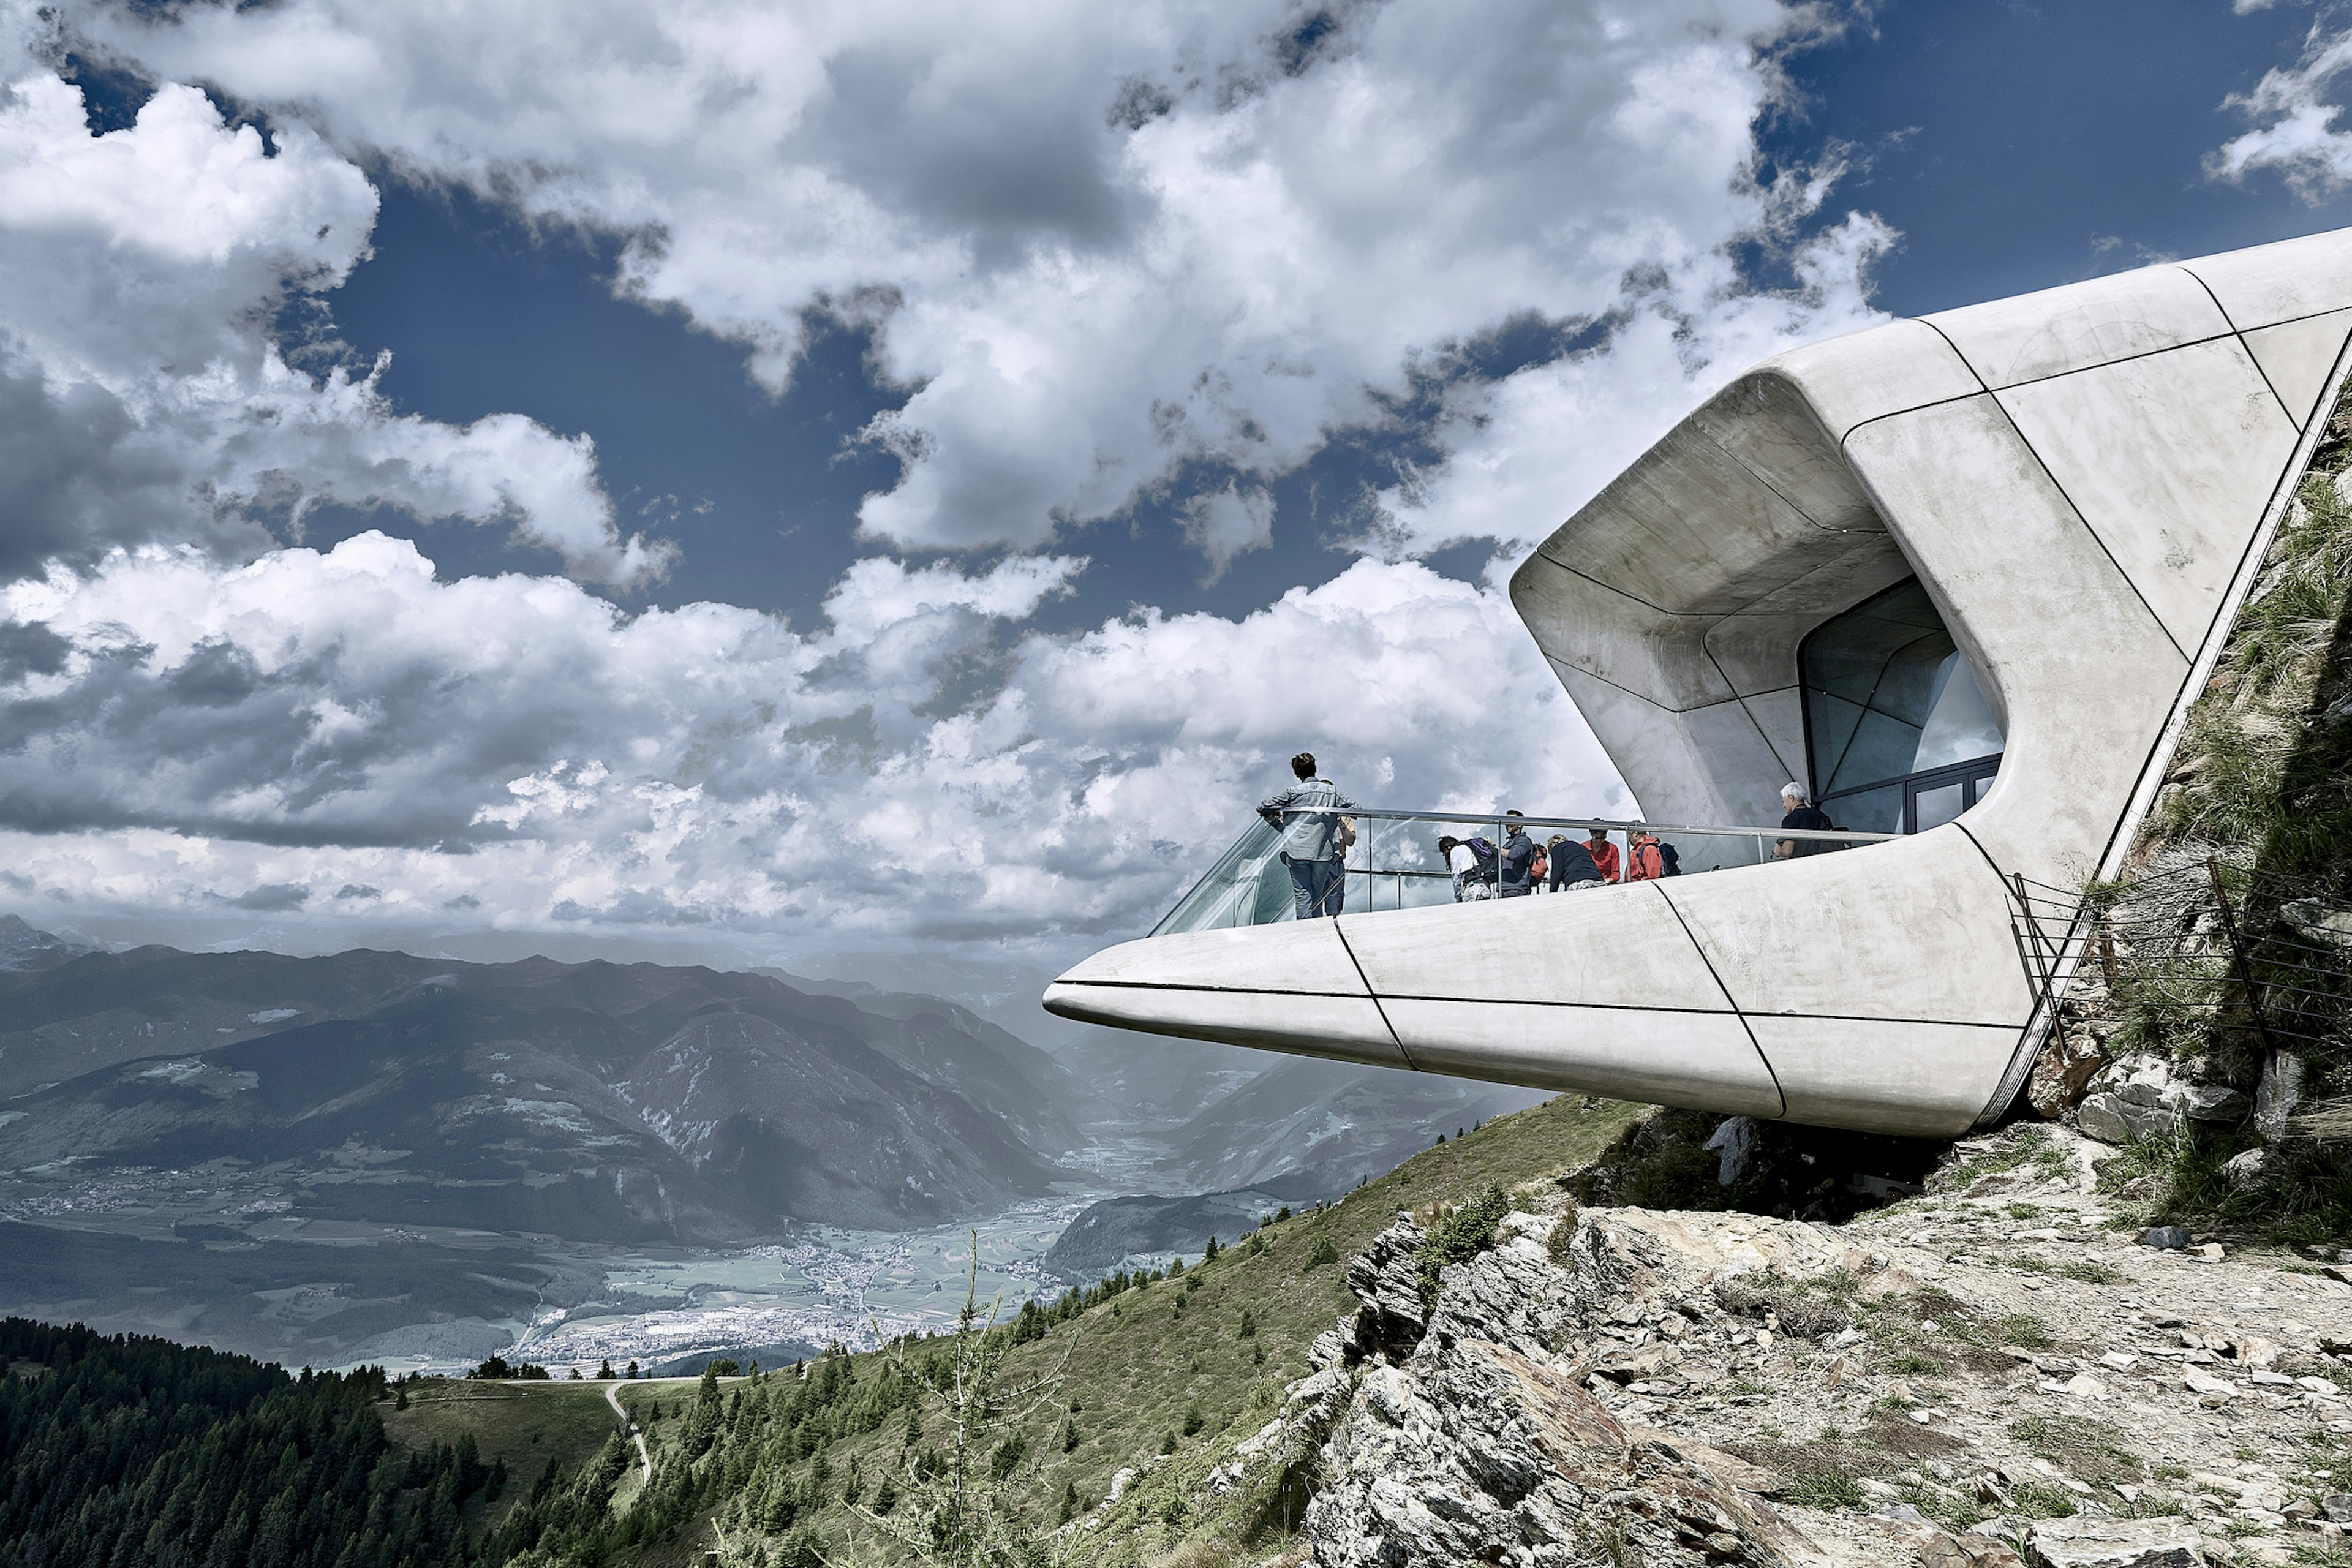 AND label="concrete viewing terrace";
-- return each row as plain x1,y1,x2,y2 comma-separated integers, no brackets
1049,226,2352,1141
